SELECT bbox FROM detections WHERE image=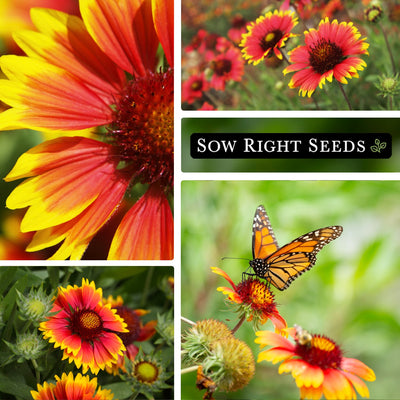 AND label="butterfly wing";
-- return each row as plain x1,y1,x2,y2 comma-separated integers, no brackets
252,205,279,259
264,226,343,290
